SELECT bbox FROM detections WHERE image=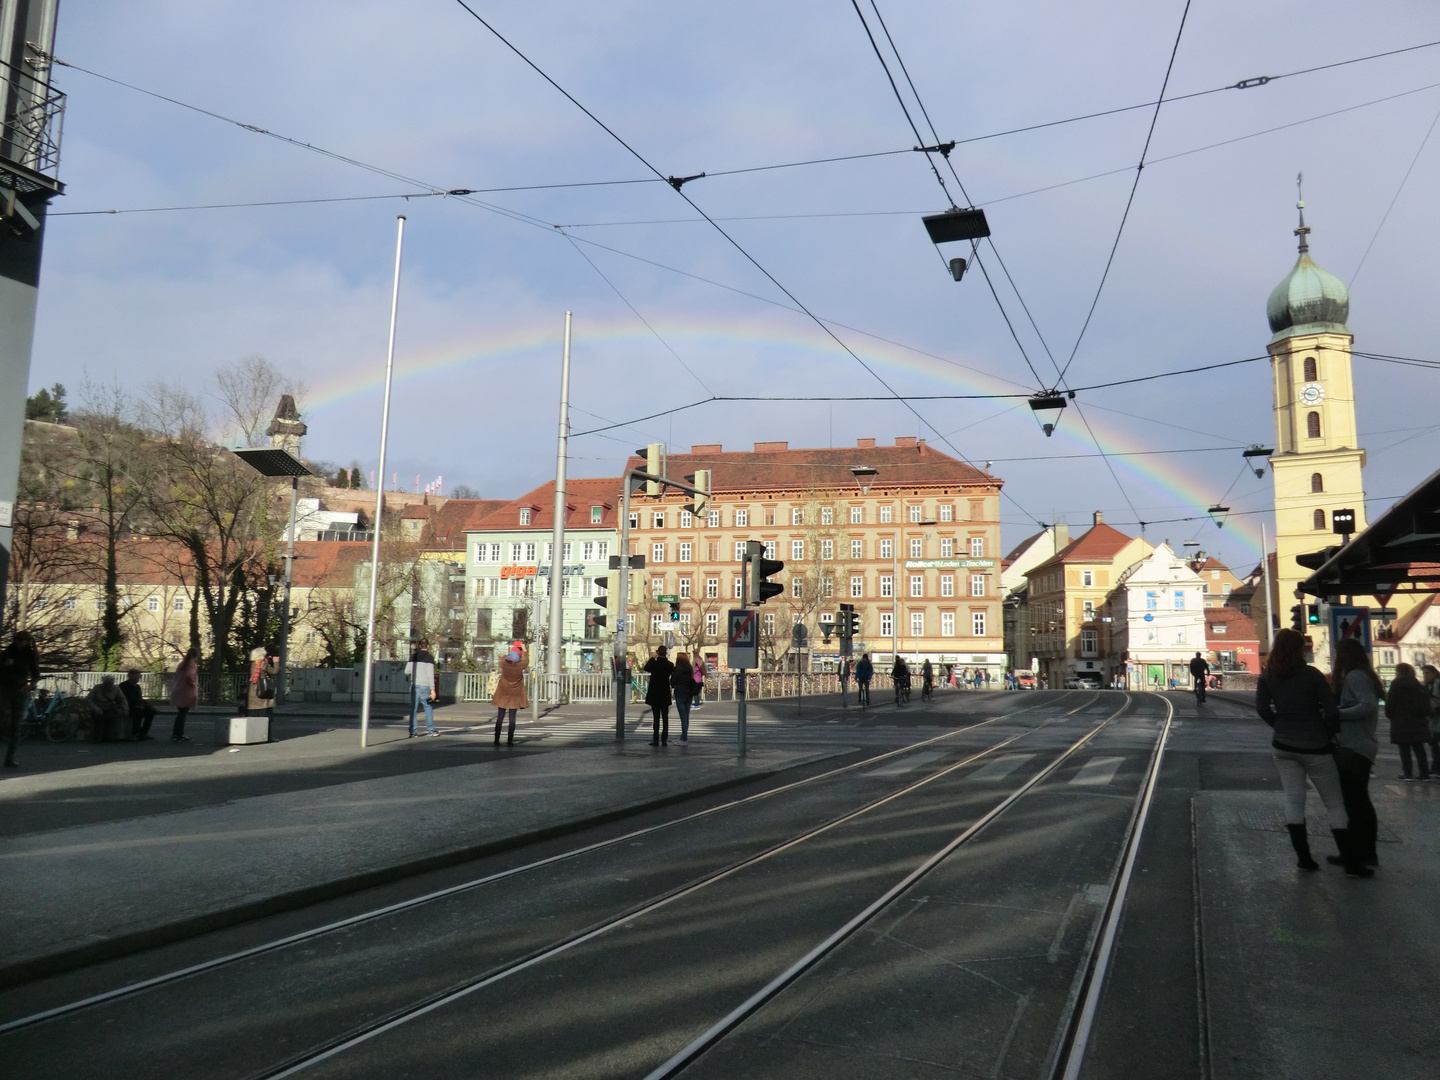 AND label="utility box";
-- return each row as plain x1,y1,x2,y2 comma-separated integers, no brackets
214,716,268,745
